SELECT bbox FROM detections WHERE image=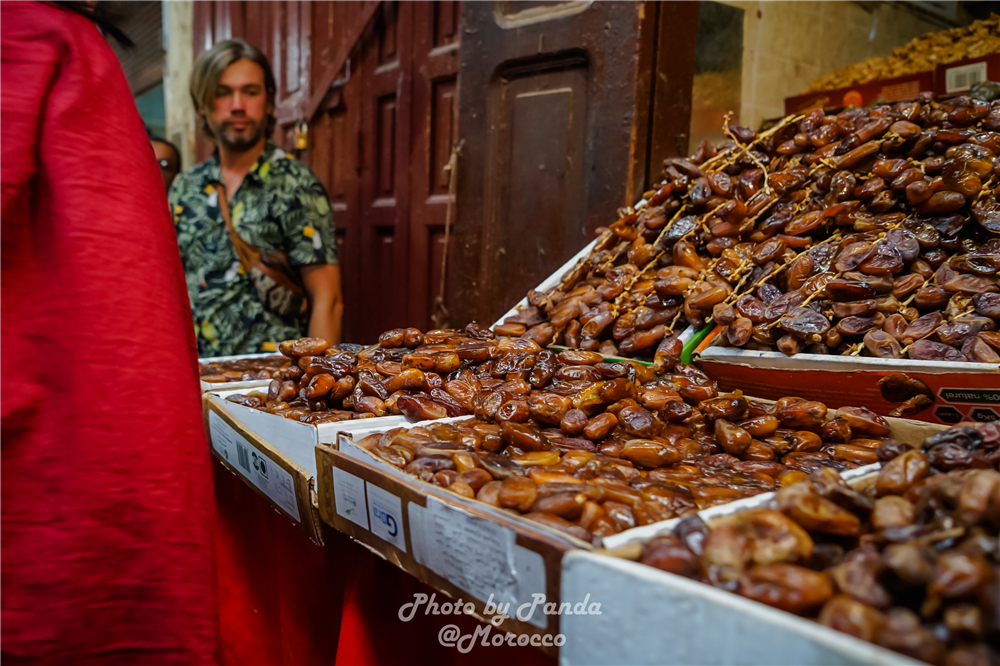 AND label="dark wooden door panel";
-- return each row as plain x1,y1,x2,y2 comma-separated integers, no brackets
451,1,648,327
433,0,459,47
269,0,309,147
375,95,398,200
486,62,588,312
408,0,460,329
310,95,362,343
349,1,413,341
429,79,457,196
